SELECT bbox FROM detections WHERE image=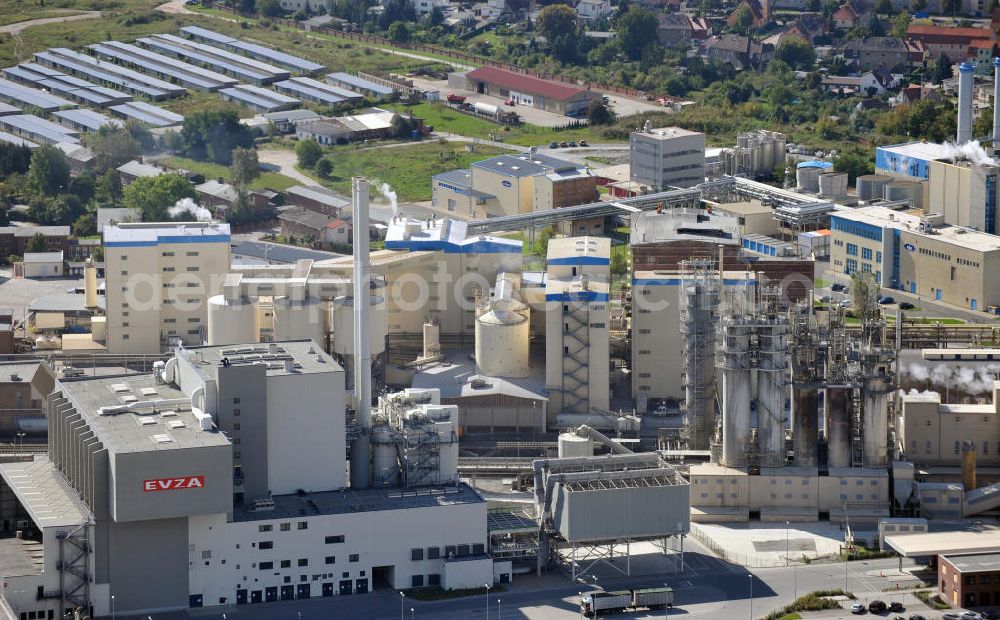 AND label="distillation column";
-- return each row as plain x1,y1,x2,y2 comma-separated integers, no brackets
757,315,789,466
680,261,720,450
720,316,752,467
863,374,892,467
792,387,819,466
825,386,853,469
